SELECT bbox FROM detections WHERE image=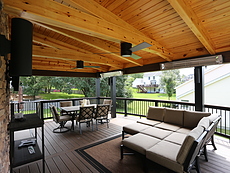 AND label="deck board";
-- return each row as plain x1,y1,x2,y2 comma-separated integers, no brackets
12,115,230,173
